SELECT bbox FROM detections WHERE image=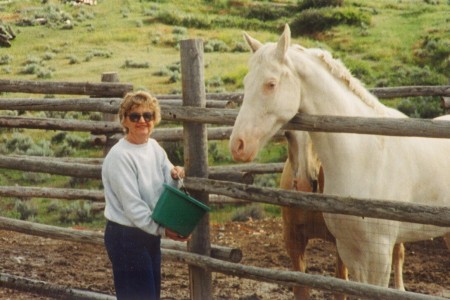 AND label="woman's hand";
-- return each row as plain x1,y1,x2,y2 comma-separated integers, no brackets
171,166,185,180
165,228,191,242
